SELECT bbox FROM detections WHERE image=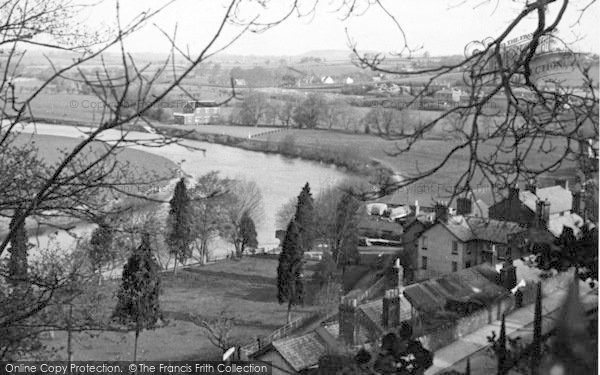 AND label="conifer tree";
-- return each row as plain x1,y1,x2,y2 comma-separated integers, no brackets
166,177,193,273
333,193,360,274
7,207,28,286
88,218,114,284
530,282,542,374
237,211,258,257
294,183,315,254
277,220,304,323
113,233,161,361
497,314,507,375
